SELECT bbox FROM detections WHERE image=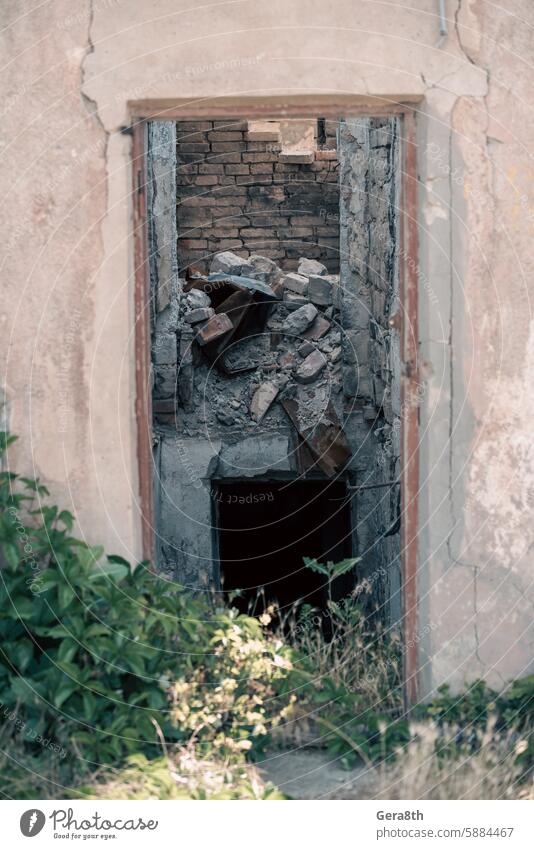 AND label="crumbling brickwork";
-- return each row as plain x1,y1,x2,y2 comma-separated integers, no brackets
176,120,339,274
